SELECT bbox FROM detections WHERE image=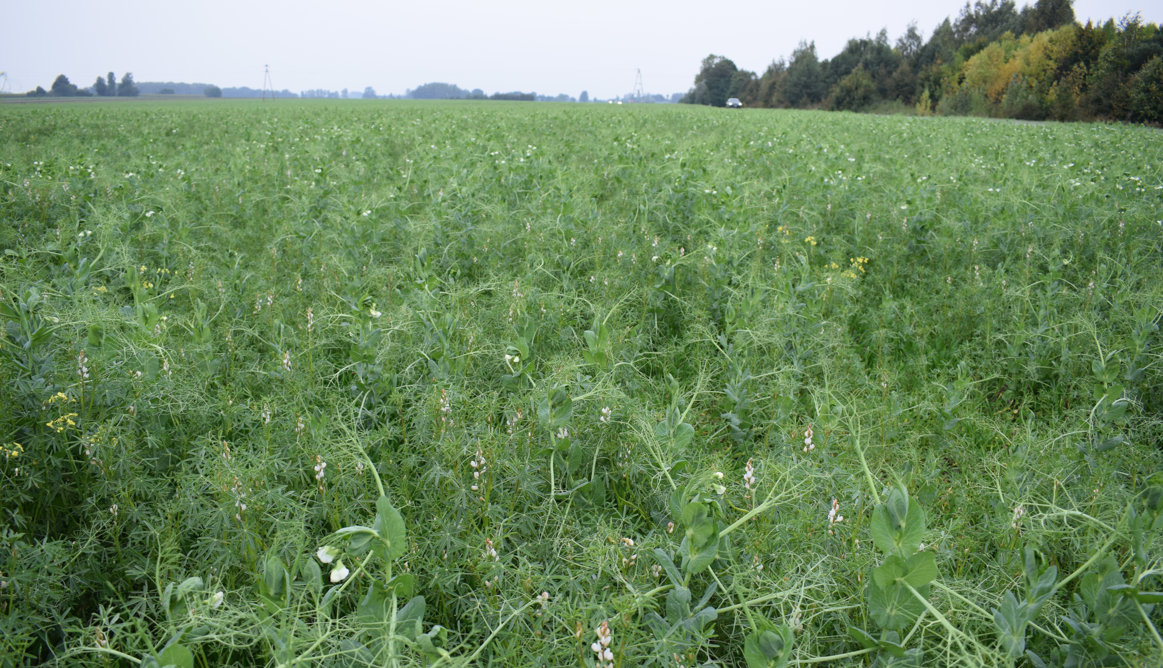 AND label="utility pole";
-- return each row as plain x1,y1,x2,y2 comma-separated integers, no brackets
632,69,645,102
